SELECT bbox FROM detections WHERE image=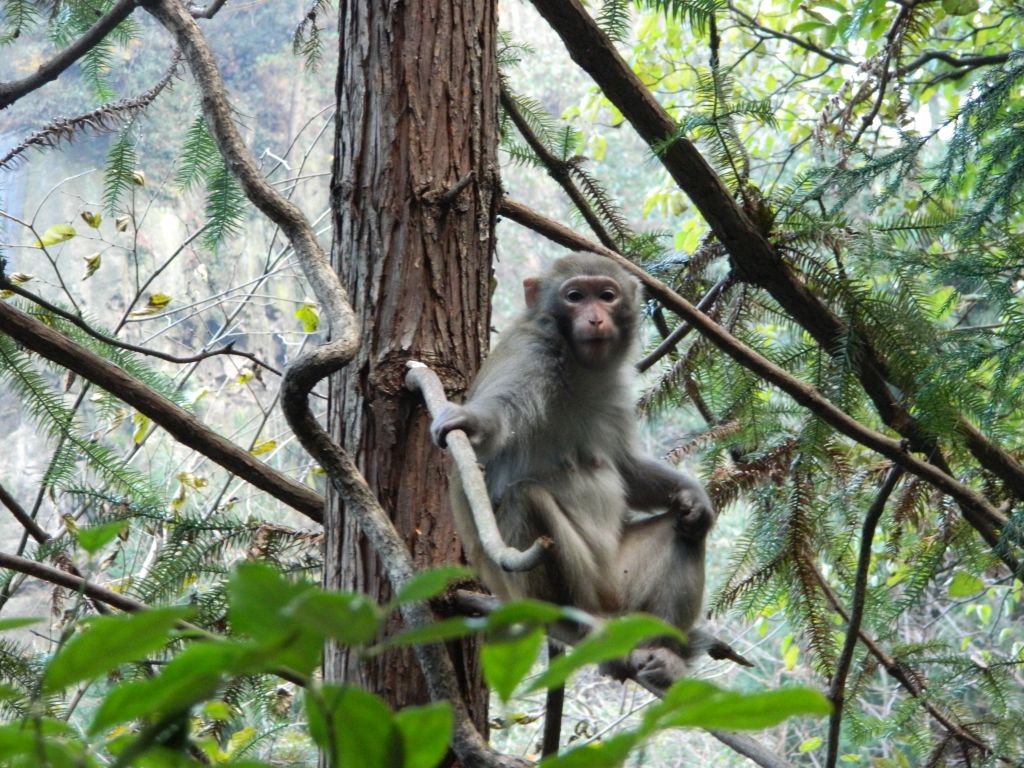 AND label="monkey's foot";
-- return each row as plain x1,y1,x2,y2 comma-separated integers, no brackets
630,647,688,691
